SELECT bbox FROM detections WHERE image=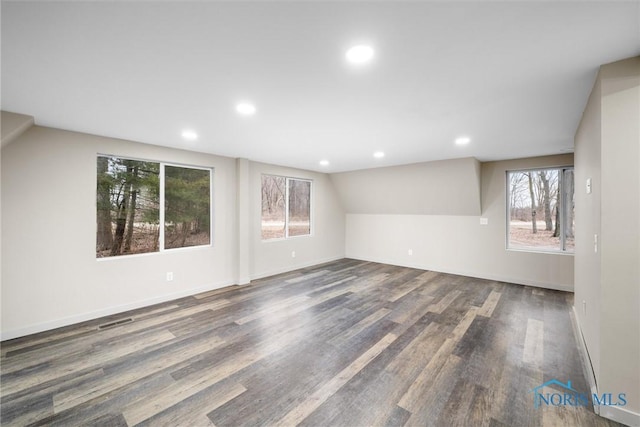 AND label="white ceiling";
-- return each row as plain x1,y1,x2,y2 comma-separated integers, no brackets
2,1,639,172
